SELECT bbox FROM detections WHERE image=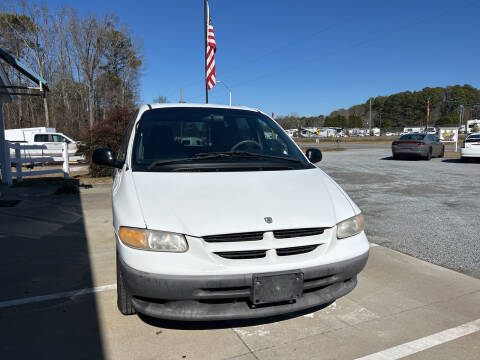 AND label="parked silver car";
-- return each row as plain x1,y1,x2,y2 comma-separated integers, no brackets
392,133,444,160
